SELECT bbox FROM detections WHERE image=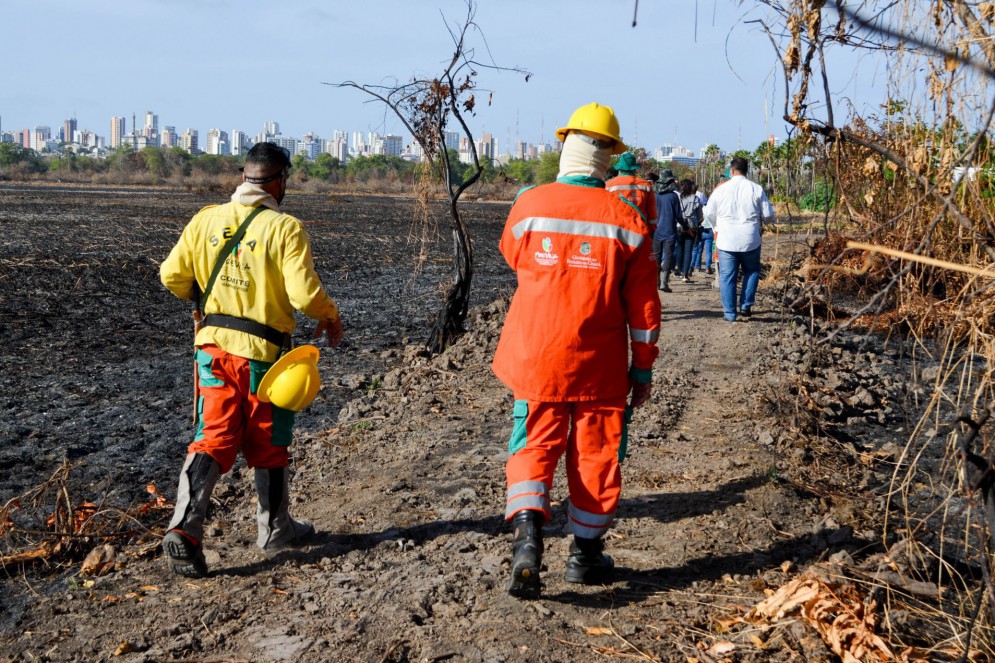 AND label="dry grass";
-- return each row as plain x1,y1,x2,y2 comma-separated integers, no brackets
0,461,172,576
